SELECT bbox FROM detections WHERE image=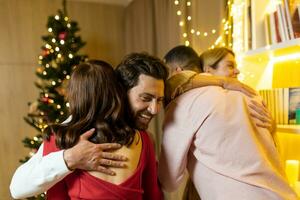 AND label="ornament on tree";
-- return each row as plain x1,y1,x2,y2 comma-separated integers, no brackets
55,79,69,96
58,31,67,40
41,97,50,104
36,67,44,74
42,49,50,56
51,60,58,68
